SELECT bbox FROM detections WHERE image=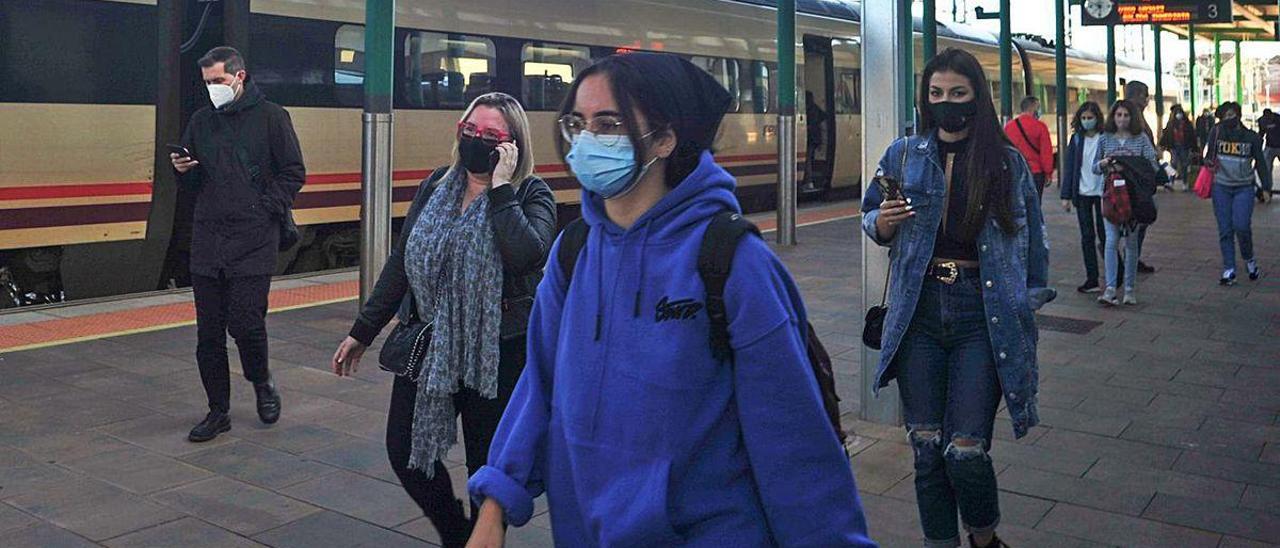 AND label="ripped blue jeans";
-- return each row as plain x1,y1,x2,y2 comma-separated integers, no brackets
894,274,1002,547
